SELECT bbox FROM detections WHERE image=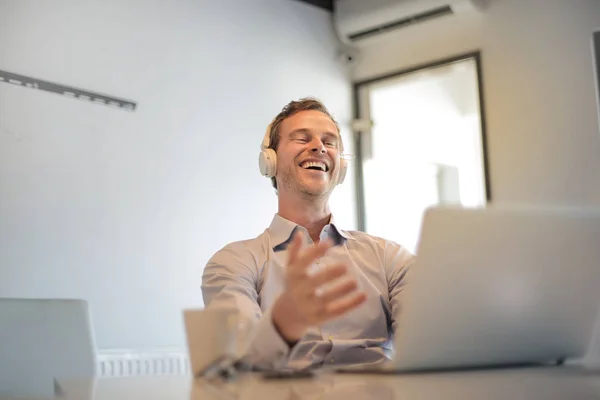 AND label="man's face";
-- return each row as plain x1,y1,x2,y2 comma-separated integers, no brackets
275,110,342,197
